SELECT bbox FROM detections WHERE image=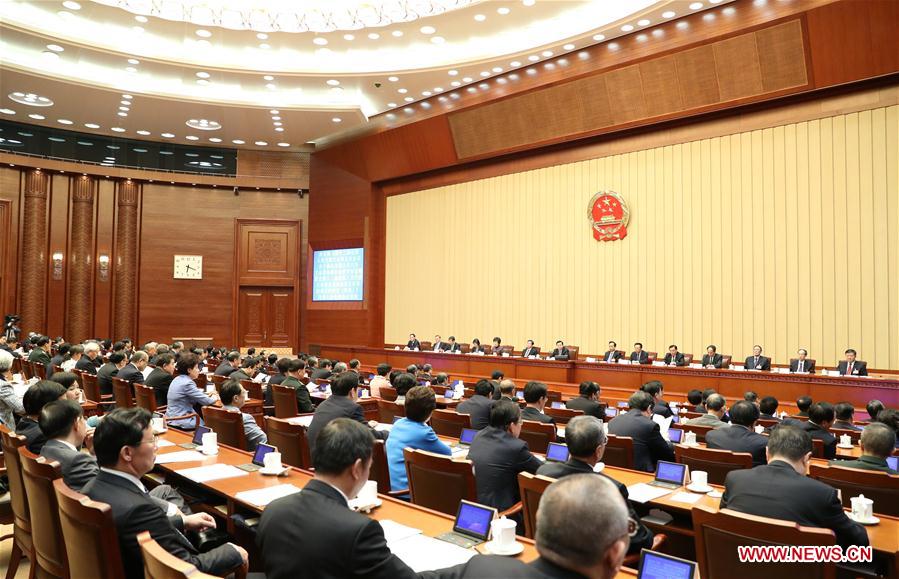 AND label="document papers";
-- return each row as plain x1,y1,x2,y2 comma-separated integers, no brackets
235,484,302,507
380,520,475,571
154,450,206,464
287,415,314,427
652,414,674,440
626,482,675,504
668,492,703,504
175,464,249,483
